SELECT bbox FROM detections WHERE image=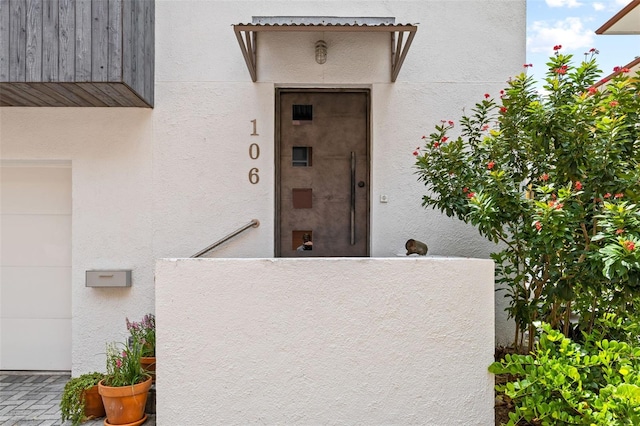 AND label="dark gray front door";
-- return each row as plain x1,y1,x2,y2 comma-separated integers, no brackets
276,90,370,257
